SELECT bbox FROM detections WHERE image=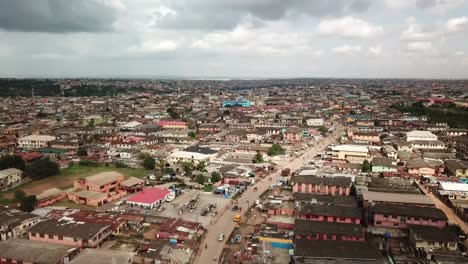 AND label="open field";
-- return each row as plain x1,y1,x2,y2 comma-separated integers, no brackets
2,164,150,198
